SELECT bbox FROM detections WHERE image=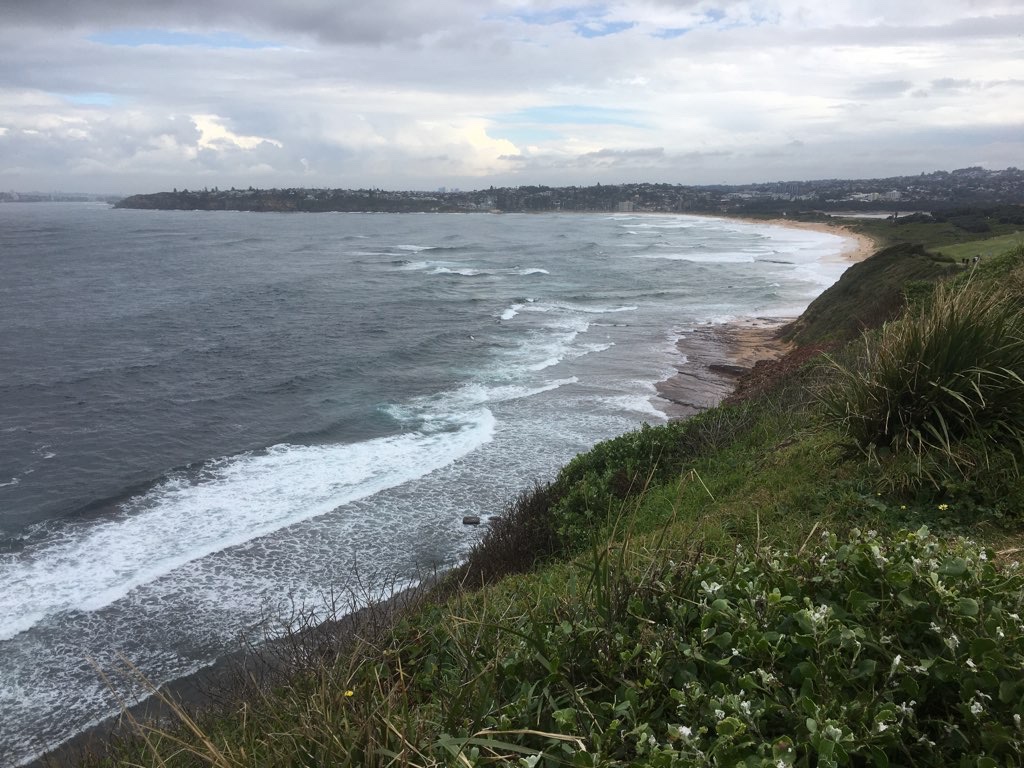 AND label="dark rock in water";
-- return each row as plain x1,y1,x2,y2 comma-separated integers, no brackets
486,516,504,525
462,515,481,525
